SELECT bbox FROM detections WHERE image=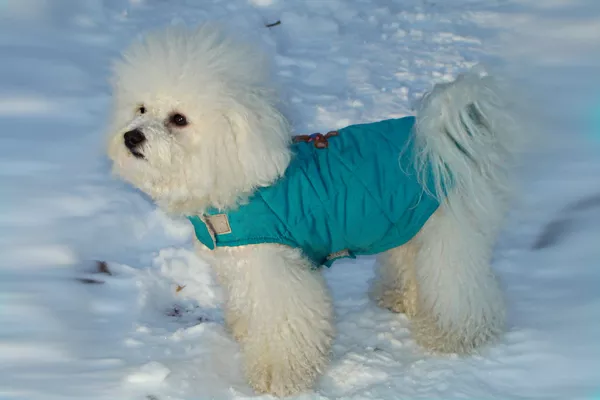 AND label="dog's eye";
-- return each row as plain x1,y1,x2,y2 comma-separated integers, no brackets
170,113,188,127
137,105,146,114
